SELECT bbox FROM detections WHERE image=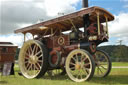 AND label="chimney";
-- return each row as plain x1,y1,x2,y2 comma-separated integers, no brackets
82,0,88,8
